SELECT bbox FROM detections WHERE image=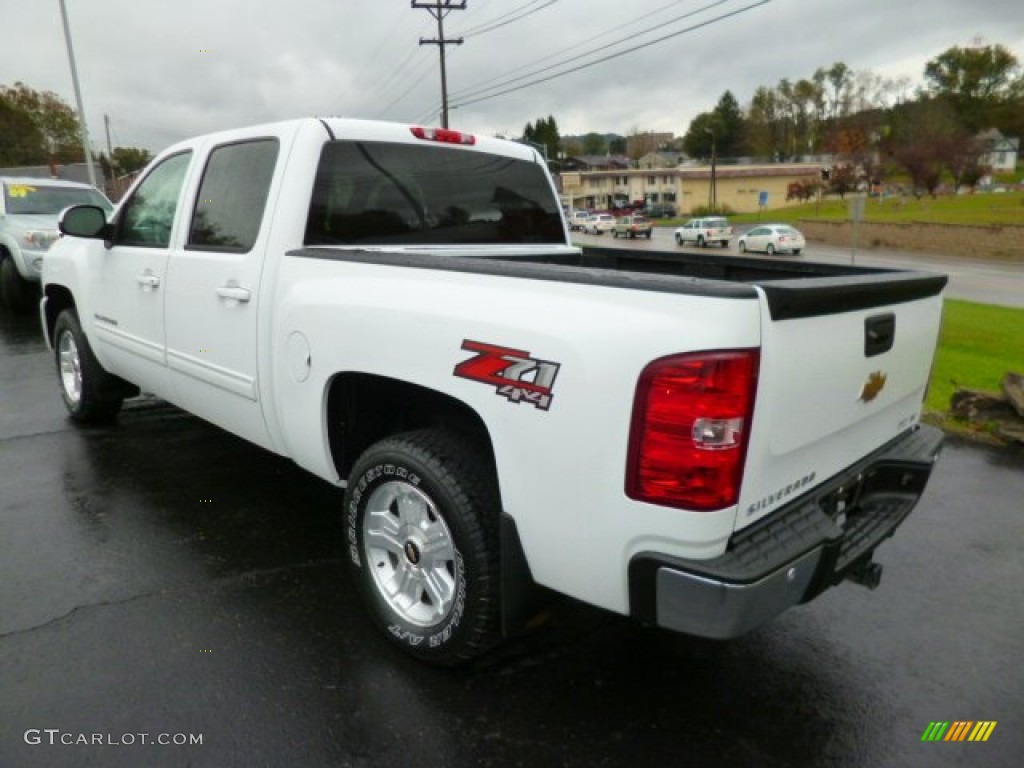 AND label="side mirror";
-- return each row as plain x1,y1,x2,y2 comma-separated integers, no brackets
58,205,109,239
